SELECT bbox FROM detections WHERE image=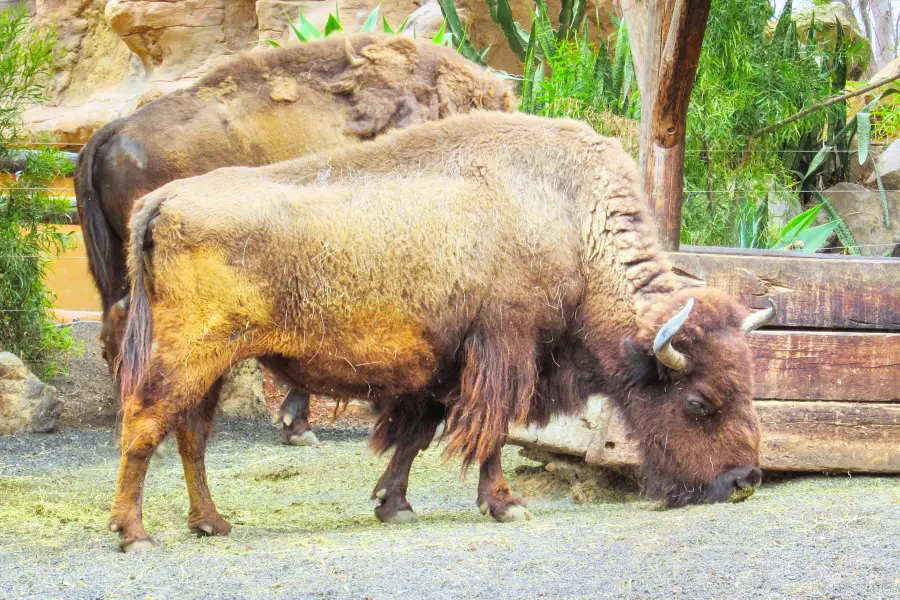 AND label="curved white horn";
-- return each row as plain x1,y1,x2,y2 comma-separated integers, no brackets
741,298,778,333
652,298,694,371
